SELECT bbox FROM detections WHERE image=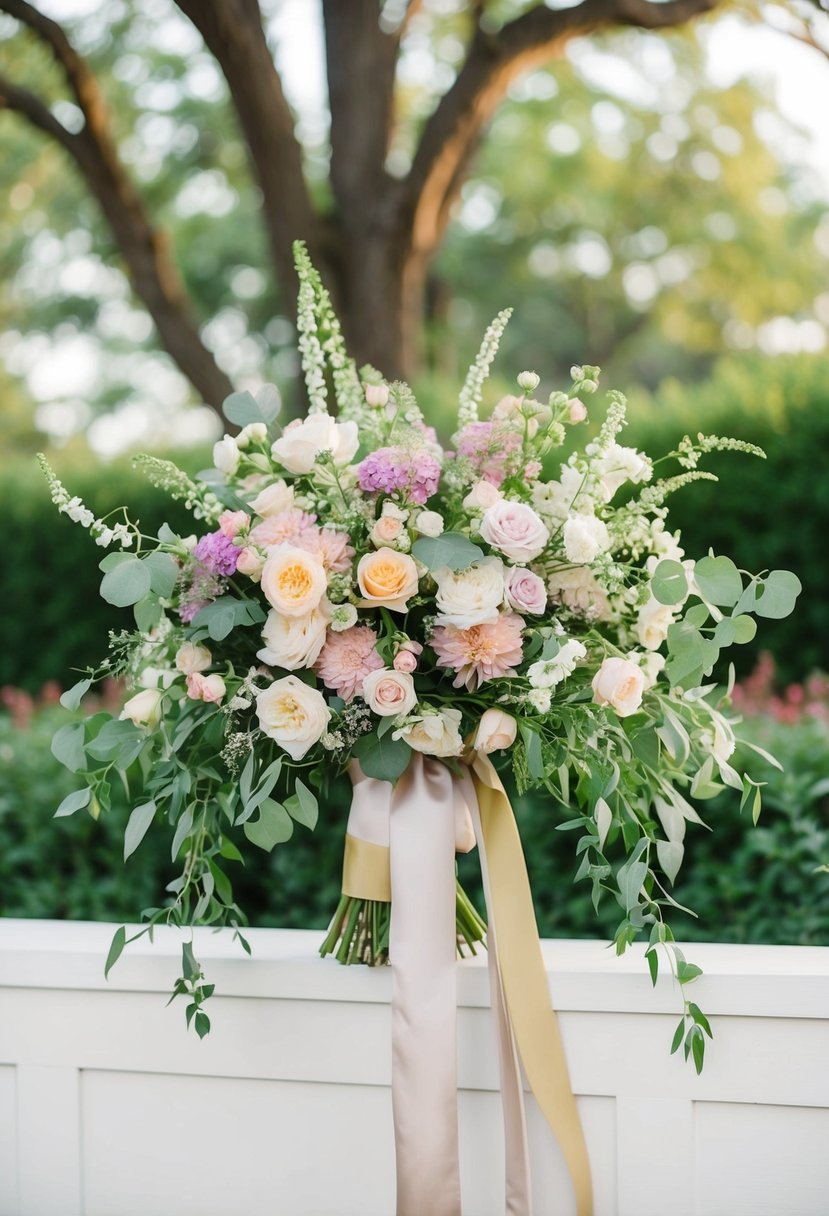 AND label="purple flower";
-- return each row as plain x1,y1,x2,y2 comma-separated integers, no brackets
456,422,522,486
193,530,240,577
357,446,440,505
